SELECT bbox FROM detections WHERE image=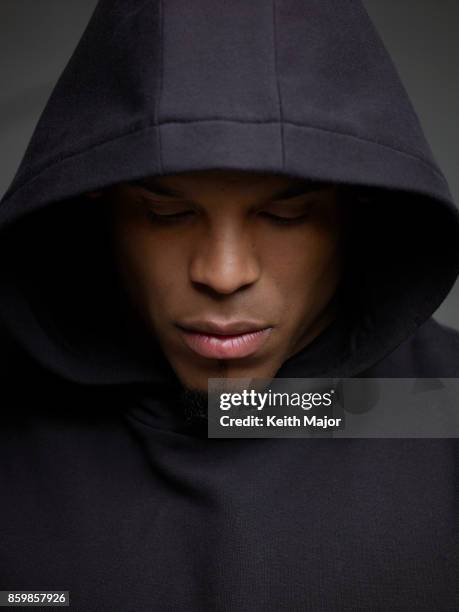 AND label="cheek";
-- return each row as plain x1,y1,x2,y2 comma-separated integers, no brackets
113,222,185,311
262,226,342,318
267,226,340,285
